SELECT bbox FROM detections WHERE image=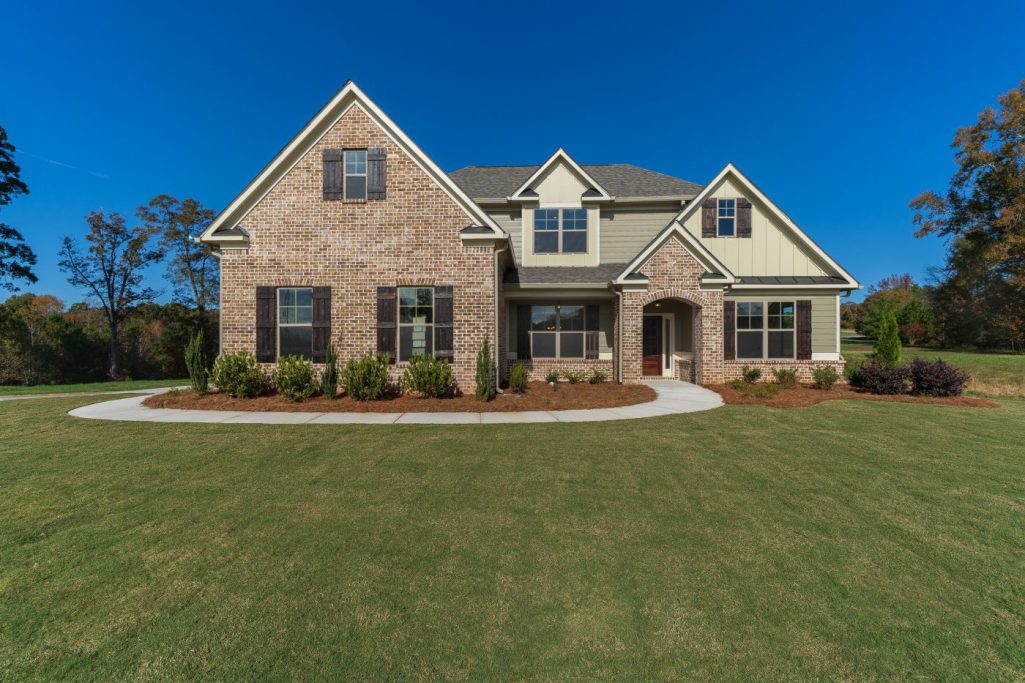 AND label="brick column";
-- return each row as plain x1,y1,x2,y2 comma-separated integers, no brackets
620,291,645,382
694,290,723,384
